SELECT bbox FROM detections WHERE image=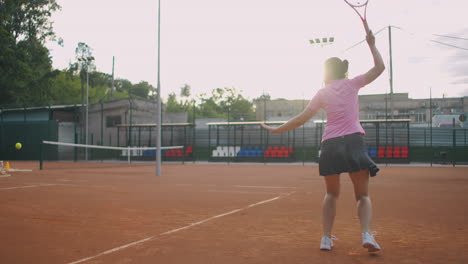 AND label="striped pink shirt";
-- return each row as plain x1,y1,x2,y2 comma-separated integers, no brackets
307,74,367,142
